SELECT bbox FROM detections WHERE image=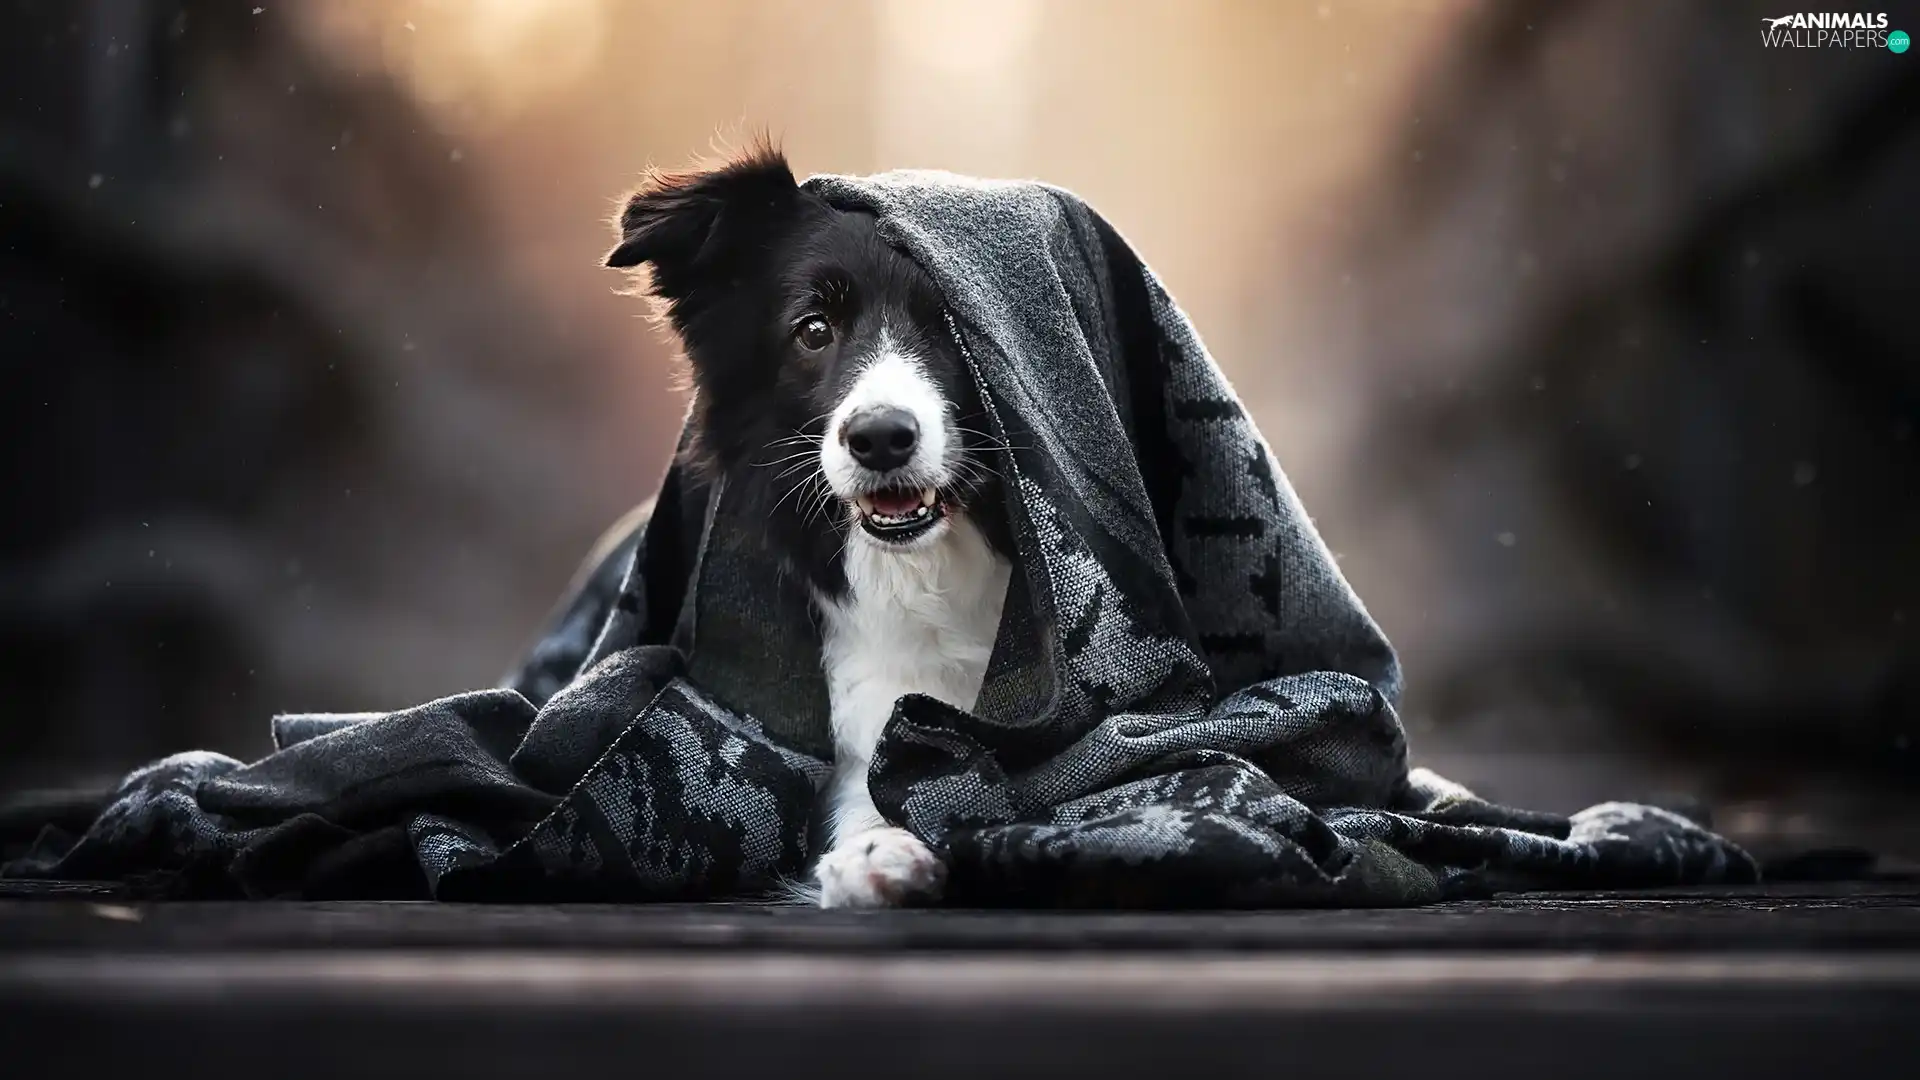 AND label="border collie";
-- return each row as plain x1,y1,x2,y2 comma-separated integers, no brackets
606,145,1013,909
